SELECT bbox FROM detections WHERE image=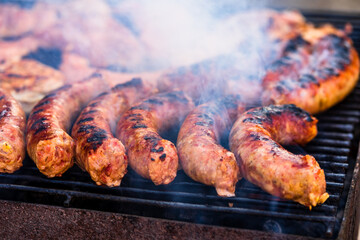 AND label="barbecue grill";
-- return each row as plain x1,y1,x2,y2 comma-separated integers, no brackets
1,4,360,240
